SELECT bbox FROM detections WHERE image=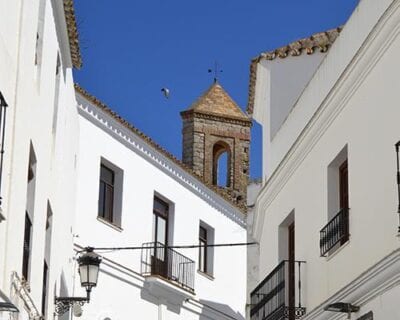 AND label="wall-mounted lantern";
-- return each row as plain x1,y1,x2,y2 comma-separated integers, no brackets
55,248,101,315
